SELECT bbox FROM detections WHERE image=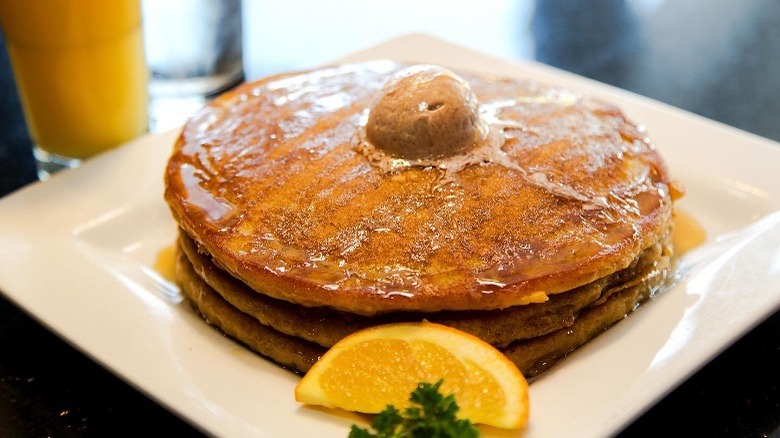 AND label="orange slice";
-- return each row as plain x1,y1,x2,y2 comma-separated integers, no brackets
294,321,529,429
